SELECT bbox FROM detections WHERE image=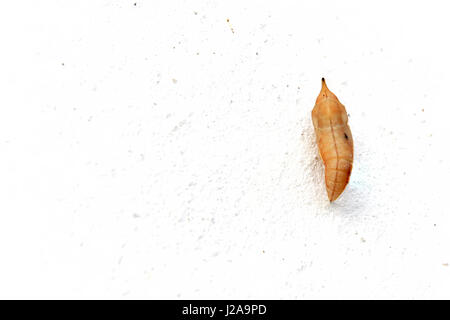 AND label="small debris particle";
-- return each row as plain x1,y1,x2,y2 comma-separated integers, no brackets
172,78,177,84
226,18,235,34
443,263,448,267
134,2,136,6
361,237,366,243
